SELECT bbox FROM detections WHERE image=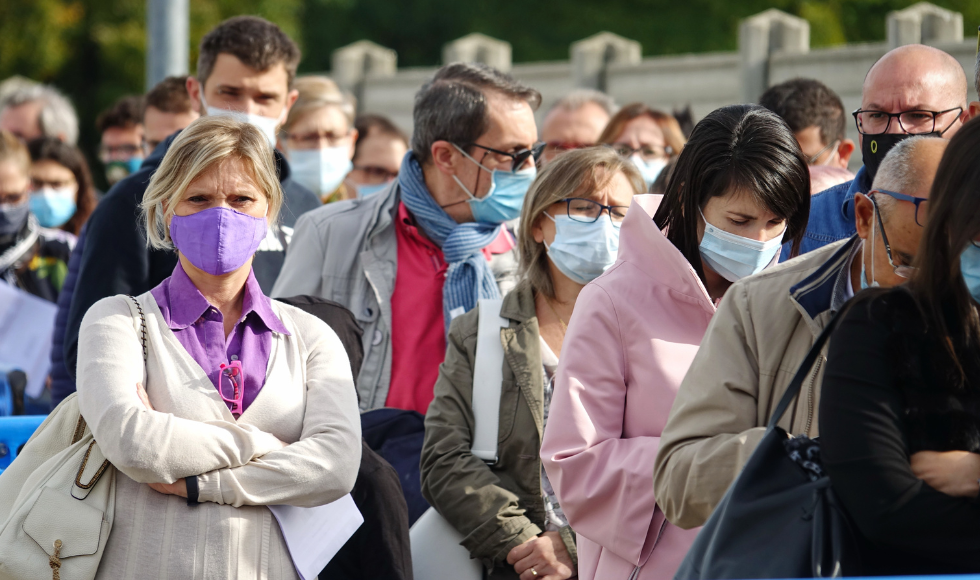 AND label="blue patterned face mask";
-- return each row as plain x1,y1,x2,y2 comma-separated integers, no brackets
959,243,980,302
544,214,621,284
355,182,390,197
698,210,784,282
451,144,536,224
29,186,77,228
